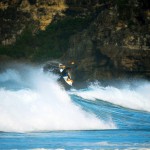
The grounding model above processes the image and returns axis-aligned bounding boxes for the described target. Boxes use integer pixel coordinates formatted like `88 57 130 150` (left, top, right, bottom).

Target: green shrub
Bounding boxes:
0 16 92 61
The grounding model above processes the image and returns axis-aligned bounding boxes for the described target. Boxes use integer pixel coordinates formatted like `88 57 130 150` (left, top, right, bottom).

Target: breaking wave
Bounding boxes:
0 64 115 132
71 81 150 112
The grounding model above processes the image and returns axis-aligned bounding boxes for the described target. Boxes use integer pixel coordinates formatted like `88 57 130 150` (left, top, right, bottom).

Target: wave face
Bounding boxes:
0 64 115 132
70 81 150 130
71 81 150 112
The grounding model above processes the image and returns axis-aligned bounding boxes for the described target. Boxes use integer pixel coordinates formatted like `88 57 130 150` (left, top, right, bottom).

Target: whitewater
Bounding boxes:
70 81 150 112
0 63 150 149
0 64 115 132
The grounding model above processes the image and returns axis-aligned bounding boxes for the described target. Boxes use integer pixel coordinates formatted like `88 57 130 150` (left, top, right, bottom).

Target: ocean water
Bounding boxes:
0 64 150 150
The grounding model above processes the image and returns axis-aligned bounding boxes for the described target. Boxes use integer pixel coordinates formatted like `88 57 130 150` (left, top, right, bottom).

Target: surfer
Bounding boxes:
58 64 73 89
59 64 73 81
62 67 72 81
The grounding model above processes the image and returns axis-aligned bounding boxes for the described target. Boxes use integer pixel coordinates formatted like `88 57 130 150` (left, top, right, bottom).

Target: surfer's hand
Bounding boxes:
67 78 73 82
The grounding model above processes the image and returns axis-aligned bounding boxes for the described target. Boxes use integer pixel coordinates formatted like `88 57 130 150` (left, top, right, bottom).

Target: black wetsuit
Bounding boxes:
58 68 72 90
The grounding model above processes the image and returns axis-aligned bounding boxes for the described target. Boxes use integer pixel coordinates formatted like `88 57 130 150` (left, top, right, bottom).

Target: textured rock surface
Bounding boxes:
0 0 67 45
64 1 150 80
0 0 150 80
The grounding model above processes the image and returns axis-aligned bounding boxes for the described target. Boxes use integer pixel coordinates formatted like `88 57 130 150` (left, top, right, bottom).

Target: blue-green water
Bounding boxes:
1 130 150 149
0 64 150 149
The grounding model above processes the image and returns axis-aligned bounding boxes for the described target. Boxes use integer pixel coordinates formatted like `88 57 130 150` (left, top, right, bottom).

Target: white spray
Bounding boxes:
0 64 116 132
72 82 150 112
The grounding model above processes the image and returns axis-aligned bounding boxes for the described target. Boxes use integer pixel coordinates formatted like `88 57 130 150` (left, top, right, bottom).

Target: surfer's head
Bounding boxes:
59 64 66 69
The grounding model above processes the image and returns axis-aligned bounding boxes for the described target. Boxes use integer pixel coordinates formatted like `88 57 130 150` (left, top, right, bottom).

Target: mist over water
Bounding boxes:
0 64 115 132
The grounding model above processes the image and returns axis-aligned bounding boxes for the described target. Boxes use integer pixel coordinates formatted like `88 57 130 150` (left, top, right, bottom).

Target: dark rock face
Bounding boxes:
64 1 150 80
0 0 67 45
0 0 150 80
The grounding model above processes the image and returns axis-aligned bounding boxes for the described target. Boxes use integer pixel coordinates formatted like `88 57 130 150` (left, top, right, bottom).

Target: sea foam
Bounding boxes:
72 81 150 112
0 64 115 132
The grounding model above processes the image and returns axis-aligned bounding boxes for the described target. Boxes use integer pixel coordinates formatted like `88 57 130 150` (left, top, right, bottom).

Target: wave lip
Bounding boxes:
71 82 150 112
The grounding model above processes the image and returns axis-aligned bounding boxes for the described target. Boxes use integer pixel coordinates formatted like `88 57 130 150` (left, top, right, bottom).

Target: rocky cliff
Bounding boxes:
0 0 150 80
0 0 67 45
64 0 150 80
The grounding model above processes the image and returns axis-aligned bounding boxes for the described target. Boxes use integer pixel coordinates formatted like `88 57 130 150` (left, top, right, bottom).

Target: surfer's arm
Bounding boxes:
68 73 71 79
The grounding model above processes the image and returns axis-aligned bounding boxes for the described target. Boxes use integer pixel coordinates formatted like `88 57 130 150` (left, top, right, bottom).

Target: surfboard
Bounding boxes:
63 76 73 86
